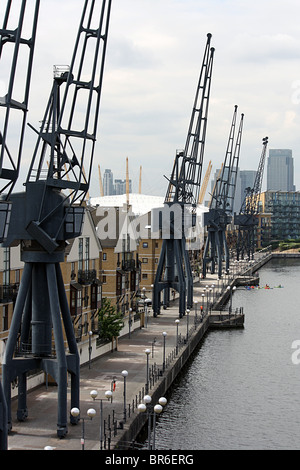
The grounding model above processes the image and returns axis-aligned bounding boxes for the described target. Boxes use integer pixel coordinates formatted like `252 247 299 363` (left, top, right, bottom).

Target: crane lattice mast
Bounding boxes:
235 137 268 260
2 0 112 439
153 34 214 317
202 106 244 278
0 0 40 450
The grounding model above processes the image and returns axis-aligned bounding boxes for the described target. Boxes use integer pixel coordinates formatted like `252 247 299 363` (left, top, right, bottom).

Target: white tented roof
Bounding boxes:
90 193 164 215
90 193 208 217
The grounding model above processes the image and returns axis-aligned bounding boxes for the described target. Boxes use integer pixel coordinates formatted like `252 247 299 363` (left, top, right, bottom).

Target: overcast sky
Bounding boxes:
3 0 300 199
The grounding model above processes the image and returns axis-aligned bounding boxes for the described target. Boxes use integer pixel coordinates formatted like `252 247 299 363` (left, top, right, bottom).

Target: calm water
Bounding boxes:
140 258 300 450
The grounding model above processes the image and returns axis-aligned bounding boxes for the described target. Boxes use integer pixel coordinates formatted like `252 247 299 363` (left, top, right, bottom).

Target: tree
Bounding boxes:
97 298 124 342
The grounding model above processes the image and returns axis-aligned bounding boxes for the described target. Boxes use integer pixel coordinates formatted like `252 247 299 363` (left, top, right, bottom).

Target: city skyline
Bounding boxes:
103 168 133 196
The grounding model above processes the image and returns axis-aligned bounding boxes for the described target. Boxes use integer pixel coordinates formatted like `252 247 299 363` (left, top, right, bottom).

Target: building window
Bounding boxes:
3 247 10 286
78 238 83 271
91 283 102 309
15 269 20 284
103 253 107 261
142 258 148 264
84 286 89 307
85 238 90 271
70 284 82 316
2 305 8 331
142 242 148 248
142 273 148 279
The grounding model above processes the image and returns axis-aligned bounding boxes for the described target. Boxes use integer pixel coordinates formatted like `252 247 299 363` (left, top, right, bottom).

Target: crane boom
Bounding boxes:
235 137 268 260
0 0 40 198
202 106 244 278
153 34 215 317
165 34 214 206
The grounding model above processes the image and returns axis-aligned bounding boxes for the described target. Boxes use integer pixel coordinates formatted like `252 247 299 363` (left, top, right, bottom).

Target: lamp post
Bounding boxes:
186 309 190 341
211 284 215 304
145 349 151 393
194 300 198 327
88 330 93 369
70 406 97 451
122 370 128 423
90 389 113 450
138 395 167 450
129 308 132 338
142 287 147 327
175 319 180 354
150 284 154 318
162 332 167 371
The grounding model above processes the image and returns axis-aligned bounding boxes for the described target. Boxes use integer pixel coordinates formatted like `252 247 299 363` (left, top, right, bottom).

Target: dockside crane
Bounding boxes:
202 106 244 279
234 137 268 260
152 34 215 318
1 0 112 439
0 0 40 450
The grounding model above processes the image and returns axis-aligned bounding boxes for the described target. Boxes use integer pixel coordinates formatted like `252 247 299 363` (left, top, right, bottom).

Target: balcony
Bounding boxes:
77 269 97 285
122 259 136 271
0 283 19 304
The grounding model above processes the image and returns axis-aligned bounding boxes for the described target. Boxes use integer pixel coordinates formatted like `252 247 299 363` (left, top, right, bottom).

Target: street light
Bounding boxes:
145 349 151 393
88 330 93 369
175 319 180 354
142 287 147 327
186 309 190 341
70 407 96 450
90 389 112 450
122 370 128 422
129 308 132 338
162 332 167 371
194 301 198 327
138 395 167 450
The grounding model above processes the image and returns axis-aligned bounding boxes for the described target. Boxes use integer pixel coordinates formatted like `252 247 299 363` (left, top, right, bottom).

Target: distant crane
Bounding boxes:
202 106 244 278
2 0 112 439
198 160 212 204
152 34 215 318
0 0 40 450
234 137 268 260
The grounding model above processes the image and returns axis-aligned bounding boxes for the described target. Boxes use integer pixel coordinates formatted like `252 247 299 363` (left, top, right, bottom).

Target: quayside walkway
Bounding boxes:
7 252 271 451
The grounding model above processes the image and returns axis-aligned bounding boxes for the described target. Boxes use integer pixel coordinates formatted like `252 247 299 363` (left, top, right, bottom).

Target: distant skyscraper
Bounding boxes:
114 179 132 195
267 149 295 191
239 170 257 205
103 169 114 195
103 169 133 196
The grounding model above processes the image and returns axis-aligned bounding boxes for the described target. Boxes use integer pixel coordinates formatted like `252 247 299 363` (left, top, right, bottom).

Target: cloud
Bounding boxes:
3 0 300 198
231 33 300 64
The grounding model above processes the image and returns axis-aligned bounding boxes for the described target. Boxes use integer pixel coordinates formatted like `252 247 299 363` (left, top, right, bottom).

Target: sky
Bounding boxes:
2 0 300 199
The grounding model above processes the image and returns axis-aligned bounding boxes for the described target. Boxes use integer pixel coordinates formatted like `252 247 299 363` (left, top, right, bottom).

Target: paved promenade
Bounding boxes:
6 272 240 451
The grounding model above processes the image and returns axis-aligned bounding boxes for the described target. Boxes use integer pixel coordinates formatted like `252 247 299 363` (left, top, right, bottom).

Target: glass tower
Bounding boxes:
267 149 295 191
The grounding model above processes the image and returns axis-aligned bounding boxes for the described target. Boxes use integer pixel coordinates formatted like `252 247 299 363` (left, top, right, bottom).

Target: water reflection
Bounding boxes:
138 259 300 450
